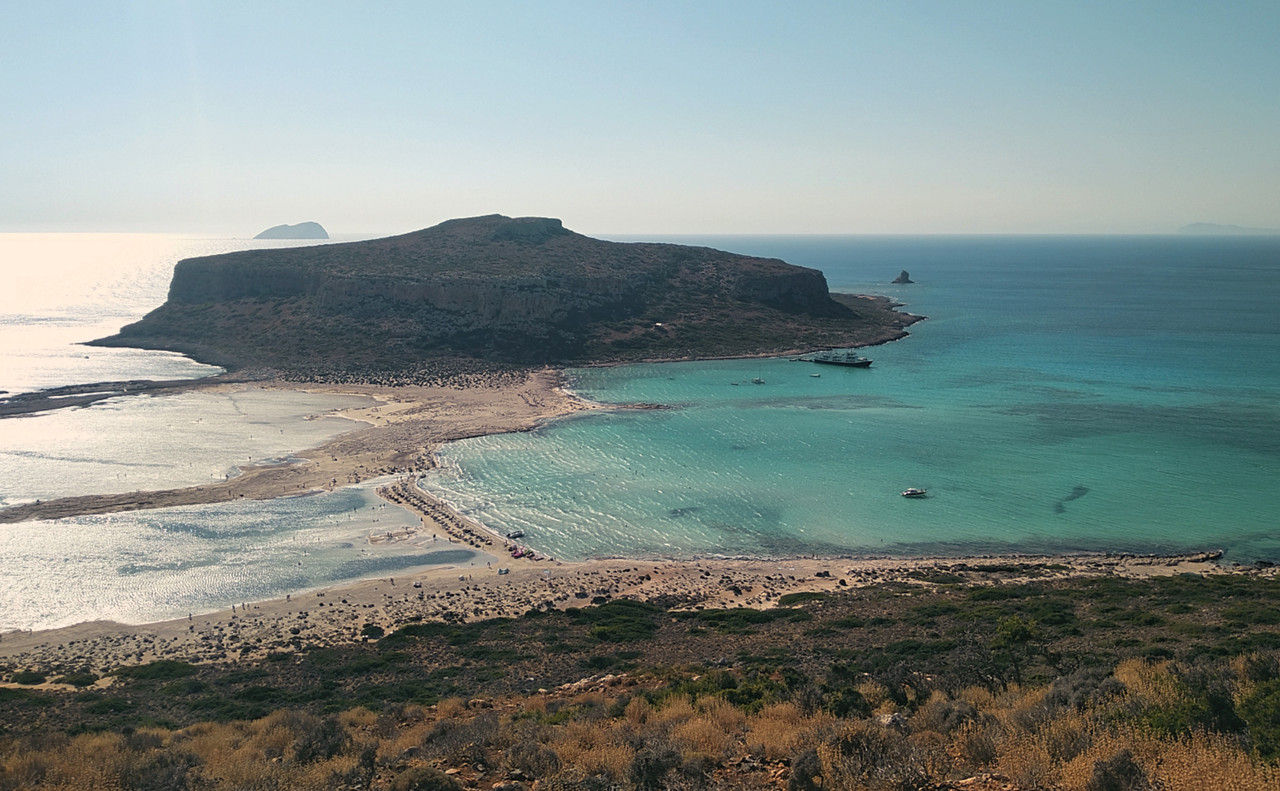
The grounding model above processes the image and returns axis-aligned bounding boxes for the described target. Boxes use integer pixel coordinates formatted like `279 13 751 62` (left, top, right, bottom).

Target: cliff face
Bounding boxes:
94 215 915 373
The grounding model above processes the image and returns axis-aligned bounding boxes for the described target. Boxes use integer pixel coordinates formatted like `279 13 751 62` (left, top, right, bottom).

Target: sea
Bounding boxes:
2 233 1279 630
0 234 482 631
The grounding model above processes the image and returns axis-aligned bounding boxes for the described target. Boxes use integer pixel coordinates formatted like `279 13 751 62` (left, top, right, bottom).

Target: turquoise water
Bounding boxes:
424 236 1280 563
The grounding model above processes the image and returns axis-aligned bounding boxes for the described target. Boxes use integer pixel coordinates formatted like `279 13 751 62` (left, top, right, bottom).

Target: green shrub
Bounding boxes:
113 660 197 681
777 591 829 607
54 671 98 687
1239 678 1280 760
390 766 464 791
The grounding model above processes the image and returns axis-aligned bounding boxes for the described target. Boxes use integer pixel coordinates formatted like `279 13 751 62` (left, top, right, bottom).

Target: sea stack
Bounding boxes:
254 222 329 240
891 270 914 284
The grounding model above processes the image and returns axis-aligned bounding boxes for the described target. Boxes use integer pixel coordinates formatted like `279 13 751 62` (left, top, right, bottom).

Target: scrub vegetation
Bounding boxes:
3 574 1280 789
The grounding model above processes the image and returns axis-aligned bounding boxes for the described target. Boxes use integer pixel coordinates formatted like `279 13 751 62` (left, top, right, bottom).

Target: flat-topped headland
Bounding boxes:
89 214 921 377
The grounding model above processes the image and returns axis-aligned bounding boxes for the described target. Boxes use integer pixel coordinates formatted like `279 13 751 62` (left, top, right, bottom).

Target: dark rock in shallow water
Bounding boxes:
254 222 329 240
891 270 914 284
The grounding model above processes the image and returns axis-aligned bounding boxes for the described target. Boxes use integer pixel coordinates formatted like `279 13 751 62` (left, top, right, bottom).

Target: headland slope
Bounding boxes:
91 215 919 378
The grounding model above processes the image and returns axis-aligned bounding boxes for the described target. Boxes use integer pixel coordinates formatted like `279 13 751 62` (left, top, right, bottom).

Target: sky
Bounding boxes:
2 1 1278 235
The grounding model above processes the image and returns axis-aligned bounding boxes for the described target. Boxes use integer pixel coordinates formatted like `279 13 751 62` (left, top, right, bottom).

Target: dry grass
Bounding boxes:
5 650 1280 791
744 702 831 762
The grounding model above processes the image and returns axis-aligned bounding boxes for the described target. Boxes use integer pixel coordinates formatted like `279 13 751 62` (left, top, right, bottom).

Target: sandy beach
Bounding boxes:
0 370 1260 678
0 548 1244 679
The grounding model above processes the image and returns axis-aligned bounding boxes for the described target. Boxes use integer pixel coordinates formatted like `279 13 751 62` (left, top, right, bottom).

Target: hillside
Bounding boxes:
3 571 1280 789
91 215 918 377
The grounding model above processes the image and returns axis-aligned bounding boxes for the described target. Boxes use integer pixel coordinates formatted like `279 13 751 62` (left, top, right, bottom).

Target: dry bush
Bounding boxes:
338 707 377 730
420 711 498 766
815 720 928 791
0 752 49 790
550 720 635 783
1000 686 1055 733
910 691 978 736
956 685 998 711
745 703 830 762
672 716 734 762
907 729 952 780
1112 659 1178 710
624 695 652 725
1036 712 1093 763
250 720 296 761
1142 731 1280 791
996 730 1054 789
700 696 747 737
652 695 696 727
952 722 998 770
857 680 893 711
504 739 562 780
518 695 548 718
43 732 129 788
436 697 468 719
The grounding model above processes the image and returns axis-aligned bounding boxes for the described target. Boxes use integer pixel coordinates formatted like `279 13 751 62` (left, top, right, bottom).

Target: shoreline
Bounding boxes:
0 368 596 524
0 549 1253 676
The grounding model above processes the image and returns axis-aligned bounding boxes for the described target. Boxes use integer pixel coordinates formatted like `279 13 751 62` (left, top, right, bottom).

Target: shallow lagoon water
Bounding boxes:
0 387 375 508
0 482 476 631
424 236 1280 563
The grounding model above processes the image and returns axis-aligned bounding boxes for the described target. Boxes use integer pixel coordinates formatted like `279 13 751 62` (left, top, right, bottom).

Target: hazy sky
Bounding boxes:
3 1 1278 235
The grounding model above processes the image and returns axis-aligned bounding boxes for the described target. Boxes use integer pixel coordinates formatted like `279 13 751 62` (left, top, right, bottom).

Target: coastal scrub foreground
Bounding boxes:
3 567 1280 789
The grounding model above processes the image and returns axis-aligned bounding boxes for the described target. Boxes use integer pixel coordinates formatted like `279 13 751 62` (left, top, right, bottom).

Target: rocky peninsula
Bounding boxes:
91 215 919 380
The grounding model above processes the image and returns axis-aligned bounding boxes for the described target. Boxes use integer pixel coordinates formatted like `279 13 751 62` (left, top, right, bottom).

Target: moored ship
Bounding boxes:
809 350 872 368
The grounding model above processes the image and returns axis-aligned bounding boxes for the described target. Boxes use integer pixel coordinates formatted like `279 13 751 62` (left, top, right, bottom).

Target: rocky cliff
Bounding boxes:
93 215 917 376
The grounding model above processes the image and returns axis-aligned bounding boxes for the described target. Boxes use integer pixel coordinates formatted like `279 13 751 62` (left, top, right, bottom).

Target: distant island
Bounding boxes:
1178 222 1279 236
253 221 329 240
92 215 919 379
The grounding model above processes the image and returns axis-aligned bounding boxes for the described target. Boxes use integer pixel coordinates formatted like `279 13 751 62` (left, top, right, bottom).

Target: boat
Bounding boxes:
811 350 872 368
505 529 525 539
810 373 821 377
901 488 928 498
751 378 765 384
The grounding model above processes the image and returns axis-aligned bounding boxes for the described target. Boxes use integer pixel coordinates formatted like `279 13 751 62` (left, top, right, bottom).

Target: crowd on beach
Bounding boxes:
278 364 529 390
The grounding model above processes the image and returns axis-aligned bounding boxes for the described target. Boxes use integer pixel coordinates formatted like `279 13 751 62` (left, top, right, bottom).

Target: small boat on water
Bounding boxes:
506 529 525 539
751 378 766 384
901 488 928 498
811 350 872 368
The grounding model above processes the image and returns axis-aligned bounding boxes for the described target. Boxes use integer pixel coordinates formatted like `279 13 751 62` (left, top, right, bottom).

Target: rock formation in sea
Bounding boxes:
891 270 914 284
1178 222 1278 236
93 215 919 377
254 222 329 240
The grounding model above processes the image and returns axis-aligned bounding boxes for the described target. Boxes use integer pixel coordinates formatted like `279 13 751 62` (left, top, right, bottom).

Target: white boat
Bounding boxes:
901 488 928 498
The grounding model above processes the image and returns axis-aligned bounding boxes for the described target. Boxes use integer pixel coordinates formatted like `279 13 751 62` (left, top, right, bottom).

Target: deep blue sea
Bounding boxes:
424 235 1280 563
